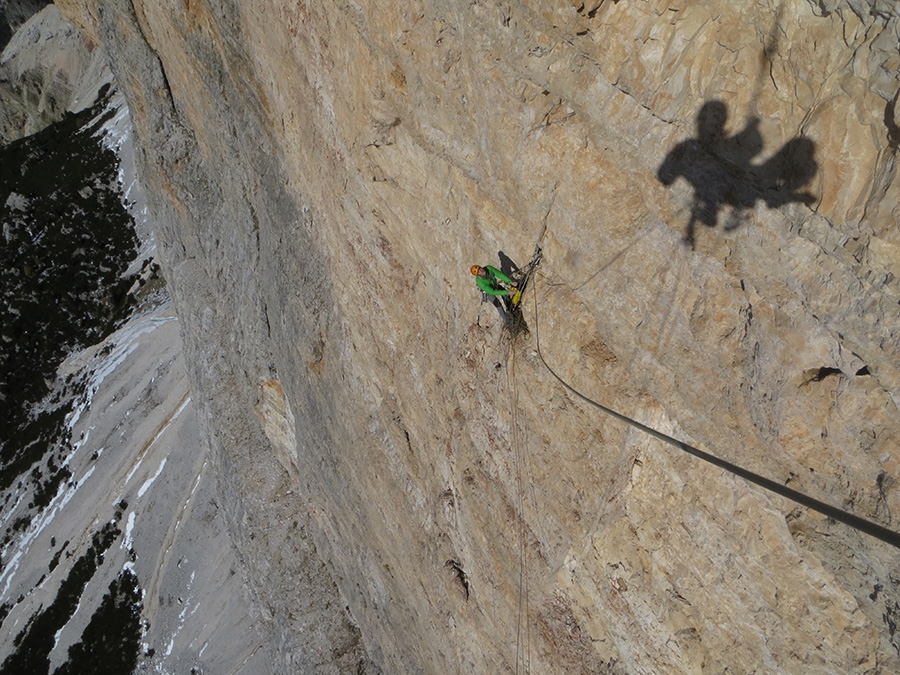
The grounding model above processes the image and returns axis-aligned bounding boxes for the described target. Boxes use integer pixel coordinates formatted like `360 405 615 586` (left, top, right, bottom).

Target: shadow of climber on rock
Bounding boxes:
657 100 818 248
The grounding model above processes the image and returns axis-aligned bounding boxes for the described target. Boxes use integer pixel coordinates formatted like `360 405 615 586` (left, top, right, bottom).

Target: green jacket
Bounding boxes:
476 266 514 296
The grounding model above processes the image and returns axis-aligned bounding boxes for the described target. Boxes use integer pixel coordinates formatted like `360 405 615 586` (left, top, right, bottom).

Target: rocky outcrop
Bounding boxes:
55 0 900 672
0 5 113 144
0 0 51 50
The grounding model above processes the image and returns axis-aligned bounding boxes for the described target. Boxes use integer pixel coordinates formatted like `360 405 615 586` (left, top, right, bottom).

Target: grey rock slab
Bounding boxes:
0 300 272 674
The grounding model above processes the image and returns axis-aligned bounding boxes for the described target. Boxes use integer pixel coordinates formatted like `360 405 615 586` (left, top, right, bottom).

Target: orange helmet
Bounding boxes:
470 265 481 275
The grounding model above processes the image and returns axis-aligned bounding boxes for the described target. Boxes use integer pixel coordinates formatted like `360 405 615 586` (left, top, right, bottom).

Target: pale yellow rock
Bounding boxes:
254 378 300 481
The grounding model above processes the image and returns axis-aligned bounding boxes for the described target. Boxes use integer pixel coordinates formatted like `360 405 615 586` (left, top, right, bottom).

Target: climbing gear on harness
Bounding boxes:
508 244 543 307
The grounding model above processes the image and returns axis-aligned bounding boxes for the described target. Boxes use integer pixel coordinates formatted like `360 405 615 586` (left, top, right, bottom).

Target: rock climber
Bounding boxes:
471 264 520 321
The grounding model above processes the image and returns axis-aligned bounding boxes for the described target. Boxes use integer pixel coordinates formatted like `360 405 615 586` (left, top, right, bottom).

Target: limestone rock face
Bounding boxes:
57 0 900 672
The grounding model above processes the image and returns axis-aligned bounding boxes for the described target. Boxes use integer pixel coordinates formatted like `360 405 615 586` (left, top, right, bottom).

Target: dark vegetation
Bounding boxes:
0 85 146 674
0 84 139 496
0 518 143 675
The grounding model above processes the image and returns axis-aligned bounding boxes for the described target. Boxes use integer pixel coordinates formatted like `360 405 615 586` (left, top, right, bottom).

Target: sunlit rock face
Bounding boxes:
54 0 900 672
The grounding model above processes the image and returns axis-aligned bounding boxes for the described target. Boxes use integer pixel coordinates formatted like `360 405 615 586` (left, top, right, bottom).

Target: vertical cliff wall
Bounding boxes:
57 0 900 672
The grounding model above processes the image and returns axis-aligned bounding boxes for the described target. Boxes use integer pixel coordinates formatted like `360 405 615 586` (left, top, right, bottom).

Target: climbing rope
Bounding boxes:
530 271 900 550
506 220 551 675
504 345 531 675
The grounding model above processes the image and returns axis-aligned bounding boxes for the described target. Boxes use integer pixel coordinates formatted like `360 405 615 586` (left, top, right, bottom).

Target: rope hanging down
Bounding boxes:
530 274 900 551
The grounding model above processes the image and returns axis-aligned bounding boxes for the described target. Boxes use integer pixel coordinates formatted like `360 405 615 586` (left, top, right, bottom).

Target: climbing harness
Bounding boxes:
529 271 900 550
472 244 542 307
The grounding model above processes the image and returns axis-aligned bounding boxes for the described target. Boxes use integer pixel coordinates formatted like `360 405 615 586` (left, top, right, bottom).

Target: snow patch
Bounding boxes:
0 311 175 600
122 511 137 551
93 93 131 154
0 463 97 599
64 312 177 435
138 458 167 499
